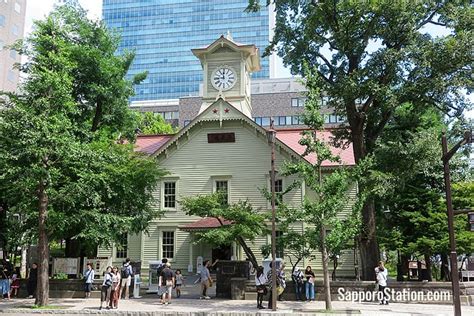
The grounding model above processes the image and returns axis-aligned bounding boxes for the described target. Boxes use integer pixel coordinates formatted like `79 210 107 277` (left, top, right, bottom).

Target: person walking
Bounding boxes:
199 260 212 300
255 266 267 309
120 258 133 299
83 262 95 298
159 262 175 305
292 267 304 301
174 269 184 298
304 266 315 301
278 264 286 301
27 263 37 299
375 261 388 305
99 266 113 310
109 266 121 309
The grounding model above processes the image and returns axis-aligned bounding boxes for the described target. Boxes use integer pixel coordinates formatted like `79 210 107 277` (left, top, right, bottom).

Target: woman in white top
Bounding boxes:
255 266 268 309
375 261 388 305
99 266 113 310
109 267 121 309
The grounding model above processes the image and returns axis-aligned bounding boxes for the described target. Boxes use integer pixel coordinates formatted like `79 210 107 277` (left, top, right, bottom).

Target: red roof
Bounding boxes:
180 217 233 231
276 129 355 167
134 135 173 154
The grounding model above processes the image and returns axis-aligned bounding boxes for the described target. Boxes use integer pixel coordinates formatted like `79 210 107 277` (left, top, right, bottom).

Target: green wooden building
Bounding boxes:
98 35 358 278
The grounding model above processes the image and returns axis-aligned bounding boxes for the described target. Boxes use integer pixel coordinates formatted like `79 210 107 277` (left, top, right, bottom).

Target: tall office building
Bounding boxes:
102 0 275 101
0 0 26 93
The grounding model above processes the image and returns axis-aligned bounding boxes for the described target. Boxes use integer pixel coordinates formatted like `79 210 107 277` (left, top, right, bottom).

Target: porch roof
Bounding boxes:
179 217 232 232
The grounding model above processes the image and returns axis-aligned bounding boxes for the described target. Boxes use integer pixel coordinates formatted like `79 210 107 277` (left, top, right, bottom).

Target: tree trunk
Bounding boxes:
320 227 332 310
236 236 258 270
351 129 380 281
424 253 432 282
36 180 49 306
20 246 27 279
441 253 450 281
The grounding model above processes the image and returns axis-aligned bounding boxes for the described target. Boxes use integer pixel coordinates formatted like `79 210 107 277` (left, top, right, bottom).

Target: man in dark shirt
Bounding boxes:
158 263 175 305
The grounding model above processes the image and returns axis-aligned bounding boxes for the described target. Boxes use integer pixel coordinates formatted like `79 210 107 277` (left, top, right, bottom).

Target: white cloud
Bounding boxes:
24 0 102 37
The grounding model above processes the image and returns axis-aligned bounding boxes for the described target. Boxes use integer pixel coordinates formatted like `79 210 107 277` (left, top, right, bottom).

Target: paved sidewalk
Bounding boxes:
1 296 473 316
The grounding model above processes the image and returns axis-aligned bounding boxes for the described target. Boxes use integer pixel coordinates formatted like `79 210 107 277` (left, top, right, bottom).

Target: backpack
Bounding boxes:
121 265 131 279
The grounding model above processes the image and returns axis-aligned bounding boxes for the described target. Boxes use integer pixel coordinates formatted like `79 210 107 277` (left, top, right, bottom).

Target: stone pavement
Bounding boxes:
1 295 474 316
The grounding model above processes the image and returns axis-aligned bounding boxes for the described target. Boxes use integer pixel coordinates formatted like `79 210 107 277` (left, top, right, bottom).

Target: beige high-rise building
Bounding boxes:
0 0 26 93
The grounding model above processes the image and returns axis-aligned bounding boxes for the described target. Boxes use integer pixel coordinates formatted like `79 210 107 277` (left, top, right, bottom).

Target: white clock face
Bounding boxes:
212 66 236 91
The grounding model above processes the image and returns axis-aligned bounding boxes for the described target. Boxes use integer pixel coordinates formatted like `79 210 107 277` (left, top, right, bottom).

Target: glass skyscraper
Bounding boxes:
102 0 274 101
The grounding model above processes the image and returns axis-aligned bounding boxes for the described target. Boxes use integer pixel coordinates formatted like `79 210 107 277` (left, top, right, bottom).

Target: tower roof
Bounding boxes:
191 35 261 72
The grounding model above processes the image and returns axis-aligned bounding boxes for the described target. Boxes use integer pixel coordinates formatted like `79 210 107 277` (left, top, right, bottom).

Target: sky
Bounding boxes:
22 1 472 119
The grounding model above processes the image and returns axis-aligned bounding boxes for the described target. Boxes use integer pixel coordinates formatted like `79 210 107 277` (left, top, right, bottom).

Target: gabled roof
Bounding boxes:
179 217 232 232
276 130 355 166
191 35 260 72
135 134 173 155
132 99 355 168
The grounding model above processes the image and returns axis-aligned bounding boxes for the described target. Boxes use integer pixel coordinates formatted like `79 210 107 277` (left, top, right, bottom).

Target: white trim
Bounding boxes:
161 178 179 211
159 228 177 261
266 173 284 209
212 176 231 204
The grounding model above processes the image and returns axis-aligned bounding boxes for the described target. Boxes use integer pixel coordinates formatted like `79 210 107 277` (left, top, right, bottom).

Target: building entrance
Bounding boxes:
212 245 231 262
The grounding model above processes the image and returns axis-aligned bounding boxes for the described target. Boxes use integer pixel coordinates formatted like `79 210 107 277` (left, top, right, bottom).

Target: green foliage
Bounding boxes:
180 193 269 267
0 4 164 250
136 112 175 135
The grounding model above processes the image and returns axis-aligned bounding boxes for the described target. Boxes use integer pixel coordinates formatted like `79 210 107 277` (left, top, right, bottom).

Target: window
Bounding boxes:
11 24 19 36
163 181 176 208
291 98 306 107
215 180 229 204
162 231 175 259
14 2 21 13
0 15 5 27
261 117 270 126
116 234 128 259
292 115 301 125
278 116 286 126
285 116 292 125
270 179 283 206
7 70 15 82
276 231 284 258
255 117 262 126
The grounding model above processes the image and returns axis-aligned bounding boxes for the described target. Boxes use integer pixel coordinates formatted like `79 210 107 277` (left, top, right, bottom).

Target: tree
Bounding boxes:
248 0 473 280
136 112 175 135
181 193 269 269
277 77 364 310
375 105 473 281
0 5 164 306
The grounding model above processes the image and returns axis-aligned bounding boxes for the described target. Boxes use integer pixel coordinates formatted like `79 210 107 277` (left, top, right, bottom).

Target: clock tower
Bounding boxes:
192 34 261 118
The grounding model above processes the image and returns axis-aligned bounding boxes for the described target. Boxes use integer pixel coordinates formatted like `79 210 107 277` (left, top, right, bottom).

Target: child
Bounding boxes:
175 269 184 298
10 273 20 298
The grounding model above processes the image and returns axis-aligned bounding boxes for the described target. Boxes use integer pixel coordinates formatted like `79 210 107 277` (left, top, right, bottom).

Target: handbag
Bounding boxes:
208 278 213 288
276 286 284 296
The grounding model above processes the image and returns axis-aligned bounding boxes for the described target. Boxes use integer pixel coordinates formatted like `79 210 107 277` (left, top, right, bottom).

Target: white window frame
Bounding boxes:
114 233 128 259
266 174 284 208
211 176 232 204
161 178 179 210
160 230 176 260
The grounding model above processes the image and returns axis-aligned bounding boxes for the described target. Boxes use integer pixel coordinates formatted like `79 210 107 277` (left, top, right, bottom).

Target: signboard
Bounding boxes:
82 257 110 278
53 258 79 276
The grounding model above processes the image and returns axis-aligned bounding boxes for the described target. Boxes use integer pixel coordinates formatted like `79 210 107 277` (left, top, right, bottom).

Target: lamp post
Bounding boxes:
441 130 472 316
266 118 277 311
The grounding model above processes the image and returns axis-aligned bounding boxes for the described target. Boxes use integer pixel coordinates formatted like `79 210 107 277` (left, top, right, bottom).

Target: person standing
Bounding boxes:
27 263 38 299
265 261 281 309
109 266 121 309
99 266 113 310
83 262 95 298
199 260 211 300
292 267 304 301
159 262 175 305
10 270 20 298
304 266 315 301
0 266 10 300
278 264 286 301
255 266 267 309
375 261 388 305
174 269 184 298
120 258 133 299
